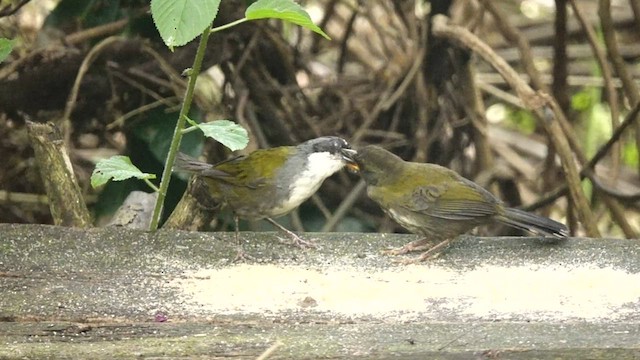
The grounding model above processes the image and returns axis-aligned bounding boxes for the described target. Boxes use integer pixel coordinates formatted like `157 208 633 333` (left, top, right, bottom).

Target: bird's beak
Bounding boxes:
341 148 360 172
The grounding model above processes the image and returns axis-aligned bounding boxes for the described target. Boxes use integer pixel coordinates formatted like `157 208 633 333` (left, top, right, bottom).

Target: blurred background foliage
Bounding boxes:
1 0 639 237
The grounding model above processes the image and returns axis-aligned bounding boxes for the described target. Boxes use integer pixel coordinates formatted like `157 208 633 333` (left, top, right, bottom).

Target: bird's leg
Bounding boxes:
383 238 431 255
398 238 453 264
232 215 253 262
265 217 318 249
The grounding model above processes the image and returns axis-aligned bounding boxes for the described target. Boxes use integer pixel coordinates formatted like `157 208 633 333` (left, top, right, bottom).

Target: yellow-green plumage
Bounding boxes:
348 145 568 242
190 148 294 219
175 137 351 221
207 148 291 189
174 136 351 256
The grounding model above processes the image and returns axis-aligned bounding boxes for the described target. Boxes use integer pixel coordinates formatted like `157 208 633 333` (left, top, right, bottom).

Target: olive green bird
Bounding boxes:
342 145 568 262
175 136 352 257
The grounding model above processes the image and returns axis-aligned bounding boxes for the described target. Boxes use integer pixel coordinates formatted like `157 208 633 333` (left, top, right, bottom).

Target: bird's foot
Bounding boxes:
391 251 443 265
266 217 319 250
383 239 430 255
393 239 452 264
278 234 319 249
231 247 255 263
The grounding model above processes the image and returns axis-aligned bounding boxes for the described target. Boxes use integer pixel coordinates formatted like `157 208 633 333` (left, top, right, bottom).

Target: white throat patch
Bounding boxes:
271 151 345 217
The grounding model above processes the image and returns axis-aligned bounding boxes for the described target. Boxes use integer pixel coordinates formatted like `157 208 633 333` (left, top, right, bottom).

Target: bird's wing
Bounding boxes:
212 149 291 189
401 177 498 221
192 155 265 189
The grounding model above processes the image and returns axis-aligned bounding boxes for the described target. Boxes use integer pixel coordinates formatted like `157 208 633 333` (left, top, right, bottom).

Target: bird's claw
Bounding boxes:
391 250 442 264
231 247 255 263
278 235 320 250
382 242 431 256
383 247 410 256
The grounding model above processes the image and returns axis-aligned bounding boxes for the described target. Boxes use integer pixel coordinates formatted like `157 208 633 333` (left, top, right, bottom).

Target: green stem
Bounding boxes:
181 125 198 134
148 26 212 231
144 178 160 192
210 18 249 33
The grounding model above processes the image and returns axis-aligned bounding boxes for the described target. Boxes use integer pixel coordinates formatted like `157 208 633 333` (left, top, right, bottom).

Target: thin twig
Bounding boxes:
0 190 48 204
0 0 30 17
338 3 361 74
109 70 168 103
477 72 640 88
552 0 571 113
629 0 640 35
379 46 425 111
590 103 640 171
107 97 180 130
63 36 123 144
311 193 333 220
321 179 367 232
140 44 187 97
599 0 640 105
477 81 523 108
65 18 130 45
255 341 283 360
311 0 339 53
479 0 546 92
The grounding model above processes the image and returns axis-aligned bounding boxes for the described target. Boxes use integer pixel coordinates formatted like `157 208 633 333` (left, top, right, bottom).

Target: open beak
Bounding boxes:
341 148 360 172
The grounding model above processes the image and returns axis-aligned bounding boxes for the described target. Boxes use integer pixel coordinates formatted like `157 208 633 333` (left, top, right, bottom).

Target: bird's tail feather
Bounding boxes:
498 207 569 238
174 152 235 180
174 153 212 173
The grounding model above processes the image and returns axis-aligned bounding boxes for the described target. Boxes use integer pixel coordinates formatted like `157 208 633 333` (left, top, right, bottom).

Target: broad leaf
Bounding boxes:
0 38 14 63
246 0 330 40
198 120 249 151
91 155 156 188
151 0 221 48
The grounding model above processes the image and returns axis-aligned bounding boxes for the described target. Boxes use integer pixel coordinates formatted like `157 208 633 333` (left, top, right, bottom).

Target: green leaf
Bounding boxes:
91 155 156 188
571 90 594 112
506 108 536 135
246 0 330 40
623 140 639 167
151 0 220 48
197 120 249 151
0 38 15 63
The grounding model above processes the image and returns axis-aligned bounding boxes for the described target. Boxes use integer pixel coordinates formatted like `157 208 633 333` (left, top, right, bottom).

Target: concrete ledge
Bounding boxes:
0 224 639 358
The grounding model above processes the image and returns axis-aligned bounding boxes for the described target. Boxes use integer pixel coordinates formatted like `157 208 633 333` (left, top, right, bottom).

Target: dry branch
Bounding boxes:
26 122 91 227
164 178 217 230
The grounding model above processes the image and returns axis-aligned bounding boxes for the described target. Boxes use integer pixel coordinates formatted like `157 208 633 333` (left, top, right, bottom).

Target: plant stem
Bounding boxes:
144 178 160 193
210 18 249 33
148 26 212 231
181 125 198 134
